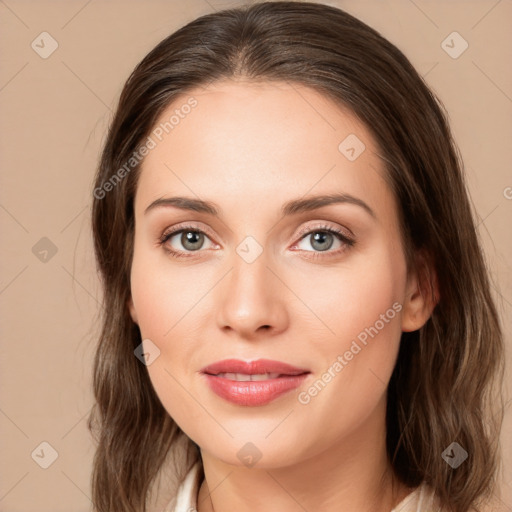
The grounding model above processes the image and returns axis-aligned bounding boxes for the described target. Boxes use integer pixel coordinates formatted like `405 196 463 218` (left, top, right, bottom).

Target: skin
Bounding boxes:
128 80 436 512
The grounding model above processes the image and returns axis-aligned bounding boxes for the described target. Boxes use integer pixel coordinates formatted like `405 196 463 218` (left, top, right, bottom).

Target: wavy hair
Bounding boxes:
89 2 505 511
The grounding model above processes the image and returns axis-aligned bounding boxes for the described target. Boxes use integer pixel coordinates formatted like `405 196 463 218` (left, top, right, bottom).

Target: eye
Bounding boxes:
159 224 217 258
293 224 355 256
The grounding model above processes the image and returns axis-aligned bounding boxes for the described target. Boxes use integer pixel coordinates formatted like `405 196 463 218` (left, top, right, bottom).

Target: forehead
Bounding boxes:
135 79 393 219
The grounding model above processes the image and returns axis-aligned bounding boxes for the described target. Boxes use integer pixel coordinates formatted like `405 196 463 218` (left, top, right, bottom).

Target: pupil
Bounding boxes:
182 231 203 251
311 232 333 251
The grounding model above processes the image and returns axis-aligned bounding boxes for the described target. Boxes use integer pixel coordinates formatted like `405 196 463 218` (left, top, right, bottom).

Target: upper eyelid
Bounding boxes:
295 222 353 240
161 221 216 240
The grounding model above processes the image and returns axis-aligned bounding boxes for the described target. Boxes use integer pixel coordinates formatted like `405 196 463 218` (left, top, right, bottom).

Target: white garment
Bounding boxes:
164 461 442 512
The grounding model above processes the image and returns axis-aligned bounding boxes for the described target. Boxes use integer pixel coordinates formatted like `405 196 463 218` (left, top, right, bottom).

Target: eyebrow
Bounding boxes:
144 193 376 219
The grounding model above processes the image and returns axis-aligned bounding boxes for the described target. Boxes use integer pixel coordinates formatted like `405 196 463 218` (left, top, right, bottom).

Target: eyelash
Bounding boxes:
158 223 355 260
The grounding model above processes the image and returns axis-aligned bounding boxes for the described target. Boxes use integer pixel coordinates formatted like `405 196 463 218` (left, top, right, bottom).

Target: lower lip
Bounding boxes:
202 373 309 406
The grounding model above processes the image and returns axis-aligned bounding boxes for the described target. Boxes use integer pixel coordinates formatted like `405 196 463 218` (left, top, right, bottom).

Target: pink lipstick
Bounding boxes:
200 359 310 406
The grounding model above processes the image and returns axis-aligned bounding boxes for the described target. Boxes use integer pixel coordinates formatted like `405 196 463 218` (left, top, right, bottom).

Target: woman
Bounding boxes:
89 2 505 511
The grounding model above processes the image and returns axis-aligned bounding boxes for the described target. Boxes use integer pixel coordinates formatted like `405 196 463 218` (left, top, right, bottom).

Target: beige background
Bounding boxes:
0 0 511 510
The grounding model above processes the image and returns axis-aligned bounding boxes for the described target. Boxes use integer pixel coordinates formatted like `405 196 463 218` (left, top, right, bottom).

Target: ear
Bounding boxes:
401 250 439 332
128 296 138 325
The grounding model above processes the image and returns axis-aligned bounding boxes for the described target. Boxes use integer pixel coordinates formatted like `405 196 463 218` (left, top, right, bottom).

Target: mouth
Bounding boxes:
200 359 311 406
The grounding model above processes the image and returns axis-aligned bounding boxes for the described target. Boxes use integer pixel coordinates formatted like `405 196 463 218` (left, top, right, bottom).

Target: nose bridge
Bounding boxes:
216 244 288 337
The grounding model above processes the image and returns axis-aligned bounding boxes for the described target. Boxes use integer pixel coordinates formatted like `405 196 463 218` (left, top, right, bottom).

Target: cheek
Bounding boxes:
129 249 212 436
341 251 406 371
289 245 406 355
290 246 406 424
130 243 210 339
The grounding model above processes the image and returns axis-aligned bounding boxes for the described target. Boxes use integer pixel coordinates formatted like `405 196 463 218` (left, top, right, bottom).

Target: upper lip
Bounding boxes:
200 359 310 376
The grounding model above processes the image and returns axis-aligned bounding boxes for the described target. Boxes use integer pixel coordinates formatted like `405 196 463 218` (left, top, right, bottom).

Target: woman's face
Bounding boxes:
129 80 425 468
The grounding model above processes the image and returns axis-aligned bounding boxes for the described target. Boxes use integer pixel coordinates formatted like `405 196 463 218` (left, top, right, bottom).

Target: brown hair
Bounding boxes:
89 2 505 511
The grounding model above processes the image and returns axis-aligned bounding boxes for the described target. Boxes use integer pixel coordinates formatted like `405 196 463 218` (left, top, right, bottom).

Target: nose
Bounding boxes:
216 250 289 340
